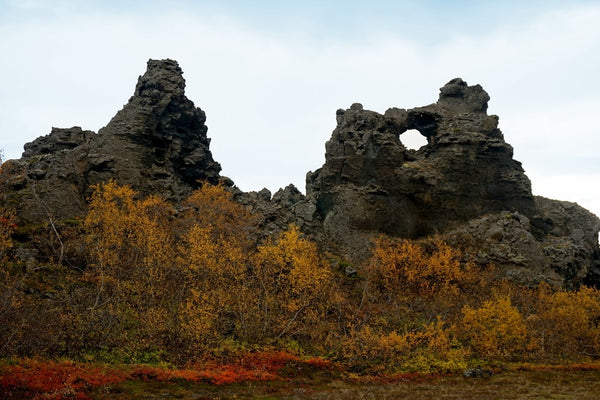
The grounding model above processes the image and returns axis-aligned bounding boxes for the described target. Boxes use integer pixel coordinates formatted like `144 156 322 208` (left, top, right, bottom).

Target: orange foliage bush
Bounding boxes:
365 236 476 301
528 285 600 360
459 295 529 360
252 225 338 342
0 359 127 400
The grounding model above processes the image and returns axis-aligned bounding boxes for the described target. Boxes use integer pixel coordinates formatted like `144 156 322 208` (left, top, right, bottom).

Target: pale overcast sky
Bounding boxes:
1 0 599 218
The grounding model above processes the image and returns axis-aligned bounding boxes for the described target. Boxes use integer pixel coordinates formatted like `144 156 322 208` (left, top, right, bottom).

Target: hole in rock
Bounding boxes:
401 129 428 150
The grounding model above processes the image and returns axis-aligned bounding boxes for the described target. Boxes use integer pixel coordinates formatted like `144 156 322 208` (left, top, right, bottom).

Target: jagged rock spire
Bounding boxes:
2 59 221 223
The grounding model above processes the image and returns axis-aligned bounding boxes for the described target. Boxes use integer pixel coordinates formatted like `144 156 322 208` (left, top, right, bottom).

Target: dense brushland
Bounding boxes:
1 59 600 398
1 182 600 398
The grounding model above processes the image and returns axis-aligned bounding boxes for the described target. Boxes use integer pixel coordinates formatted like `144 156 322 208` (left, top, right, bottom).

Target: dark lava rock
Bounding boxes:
299 78 599 287
463 366 493 378
1 59 221 224
303 78 535 259
1 63 598 288
22 127 95 158
234 184 305 239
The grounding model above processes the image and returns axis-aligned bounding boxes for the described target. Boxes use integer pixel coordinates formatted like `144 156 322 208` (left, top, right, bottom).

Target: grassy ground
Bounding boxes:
88 370 600 399
3 357 600 399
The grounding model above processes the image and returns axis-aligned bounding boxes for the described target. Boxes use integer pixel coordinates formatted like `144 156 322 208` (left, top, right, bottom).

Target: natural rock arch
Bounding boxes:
400 129 428 150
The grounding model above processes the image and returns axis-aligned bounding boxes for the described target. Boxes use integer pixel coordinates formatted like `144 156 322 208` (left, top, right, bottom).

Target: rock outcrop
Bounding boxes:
1 62 598 288
302 79 536 257
1 59 221 224
441 205 600 289
234 184 306 239
296 78 599 287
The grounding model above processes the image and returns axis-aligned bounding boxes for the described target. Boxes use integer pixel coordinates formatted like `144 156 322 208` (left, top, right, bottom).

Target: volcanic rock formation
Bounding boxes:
1 60 598 288
302 79 535 256
1 59 220 224
295 78 599 287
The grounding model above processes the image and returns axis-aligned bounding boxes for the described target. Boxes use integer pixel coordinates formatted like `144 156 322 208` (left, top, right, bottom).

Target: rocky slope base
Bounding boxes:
1 59 598 288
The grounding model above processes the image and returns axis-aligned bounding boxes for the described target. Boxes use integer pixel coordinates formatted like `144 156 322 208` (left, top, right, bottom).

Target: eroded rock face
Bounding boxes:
299 78 599 287
304 79 536 258
233 184 306 239
1 59 221 224
442 206 600 289
1 64 598 288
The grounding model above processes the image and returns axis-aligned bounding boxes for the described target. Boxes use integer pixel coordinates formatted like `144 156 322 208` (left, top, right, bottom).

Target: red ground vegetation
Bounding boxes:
0 352 336 399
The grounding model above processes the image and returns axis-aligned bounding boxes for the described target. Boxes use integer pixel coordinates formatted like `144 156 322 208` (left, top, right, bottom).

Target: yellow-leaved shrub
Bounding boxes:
339 318 467 373
252 225 337 344
179 184 258 348
529 285 600 360
365 236 474 301
459 295 529 360
84 181 178 351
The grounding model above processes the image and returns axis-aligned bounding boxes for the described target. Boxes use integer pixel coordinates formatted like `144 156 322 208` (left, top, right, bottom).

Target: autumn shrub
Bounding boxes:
85 181 176 290
357 234 486 340
182 222 341 351
179 213 256 347
338 326 410 372
83 181 180 353
176 183 260 352
251 225 339 344
459 295 529 361
0 270 24 357
338 318 467 373
0 208 24 357
0 359 127 400
0 353 336 399
400 318 468 372
82 181 265 360
528 285 600 360
181 182 259 245
334 235 497 371
364 236 478 304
